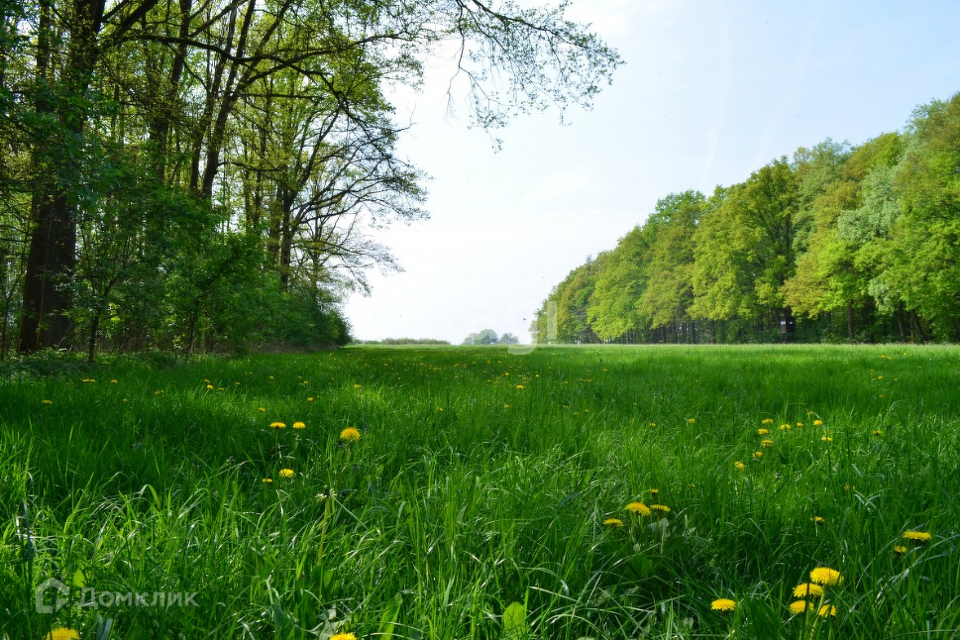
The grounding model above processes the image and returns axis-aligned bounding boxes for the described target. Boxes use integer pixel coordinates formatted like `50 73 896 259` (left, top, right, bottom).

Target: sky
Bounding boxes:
343 0 960 345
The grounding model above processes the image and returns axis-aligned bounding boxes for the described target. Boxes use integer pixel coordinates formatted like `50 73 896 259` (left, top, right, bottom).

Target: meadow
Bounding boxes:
2 345 959 640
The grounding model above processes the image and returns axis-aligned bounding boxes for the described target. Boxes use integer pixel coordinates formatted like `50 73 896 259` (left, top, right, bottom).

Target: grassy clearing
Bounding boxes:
2 345 959 639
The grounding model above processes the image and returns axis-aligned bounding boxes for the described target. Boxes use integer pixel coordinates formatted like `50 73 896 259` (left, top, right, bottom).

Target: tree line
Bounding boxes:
0 0 619 361
532 92 960 345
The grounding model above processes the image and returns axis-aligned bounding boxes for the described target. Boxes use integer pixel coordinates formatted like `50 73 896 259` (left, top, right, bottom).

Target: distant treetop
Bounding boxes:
462 330 520 345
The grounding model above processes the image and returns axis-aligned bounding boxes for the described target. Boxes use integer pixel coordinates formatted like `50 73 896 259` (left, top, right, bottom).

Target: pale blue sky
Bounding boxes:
344 0 960 344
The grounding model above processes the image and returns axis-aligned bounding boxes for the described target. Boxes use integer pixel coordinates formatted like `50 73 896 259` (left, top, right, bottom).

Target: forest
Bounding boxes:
0 0 619 361
532 92 960 344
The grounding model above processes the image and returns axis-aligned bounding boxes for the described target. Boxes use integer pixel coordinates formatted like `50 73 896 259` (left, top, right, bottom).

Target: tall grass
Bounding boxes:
1 345 958 639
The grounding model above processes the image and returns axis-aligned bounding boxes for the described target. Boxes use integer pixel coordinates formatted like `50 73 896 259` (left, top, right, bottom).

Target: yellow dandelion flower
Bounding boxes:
110 379 117 384
307 397 314 402
796 422 804 427
793 583 824 599
789 600 810 615
761 439 774 448
872 430 883 436
340 427 361 442
780 423 791 430
649 422 656 427
687 418 695 424
293 421 306 429
735 461 746 470
262 478 273 484
818 604 837 617
270 422 286 429
625 502 651 517
893 545 907 555
330 634 357 640
711 598 736 612
353 384 362 390
279 468 295 478
258 407 266 412
810 567 843 586
42 399 53 405
45 629 80 640
762 418 774 425
206 384 214 390
603 518 624 527
515 384 524 390
753 451 763 458
902 531 931 542
758 428 769 435
650 504 671 513
649 488 659 495
811 516 824 524
813 419 823 426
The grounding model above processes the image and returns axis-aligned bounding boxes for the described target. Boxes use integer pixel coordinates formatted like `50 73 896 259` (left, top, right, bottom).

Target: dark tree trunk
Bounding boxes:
147 0 192 183
19 193 76 350
86 313 100 363
847 303 855 342
19 0 106 352
910 310 926 343
279 216 293 291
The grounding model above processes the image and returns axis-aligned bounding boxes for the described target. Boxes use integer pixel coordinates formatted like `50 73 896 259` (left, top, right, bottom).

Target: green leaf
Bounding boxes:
72 569 86 588
503 601 527 639
378 593 402 639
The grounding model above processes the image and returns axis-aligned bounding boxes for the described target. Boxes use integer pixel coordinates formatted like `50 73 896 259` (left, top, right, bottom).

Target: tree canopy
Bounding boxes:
0 0 620 359
534 91 960 344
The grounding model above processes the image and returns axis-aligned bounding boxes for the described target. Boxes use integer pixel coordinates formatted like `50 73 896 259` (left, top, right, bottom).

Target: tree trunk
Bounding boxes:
846 303 854 342
19 0 106 352
147 0 192 183
910 310 926 343
87 313 100 363
19 193 76 350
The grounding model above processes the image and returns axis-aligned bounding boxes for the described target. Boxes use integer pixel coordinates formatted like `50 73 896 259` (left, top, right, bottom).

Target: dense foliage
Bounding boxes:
533 92 960 344
0 0 619 360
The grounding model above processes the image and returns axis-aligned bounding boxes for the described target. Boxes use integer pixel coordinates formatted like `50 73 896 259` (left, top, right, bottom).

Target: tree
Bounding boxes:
463 328 499 345
636 191 705 342
532 252 620 344
18 0 157 352
886 93 960 339
690 159 800 333
588 227 651 341
8 0 621 353
783 133 905 340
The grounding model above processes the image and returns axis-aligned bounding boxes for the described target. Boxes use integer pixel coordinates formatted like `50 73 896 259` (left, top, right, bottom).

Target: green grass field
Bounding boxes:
2 345 959 639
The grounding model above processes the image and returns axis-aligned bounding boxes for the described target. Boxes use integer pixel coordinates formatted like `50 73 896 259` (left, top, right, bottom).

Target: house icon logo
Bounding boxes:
36 578 69 614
